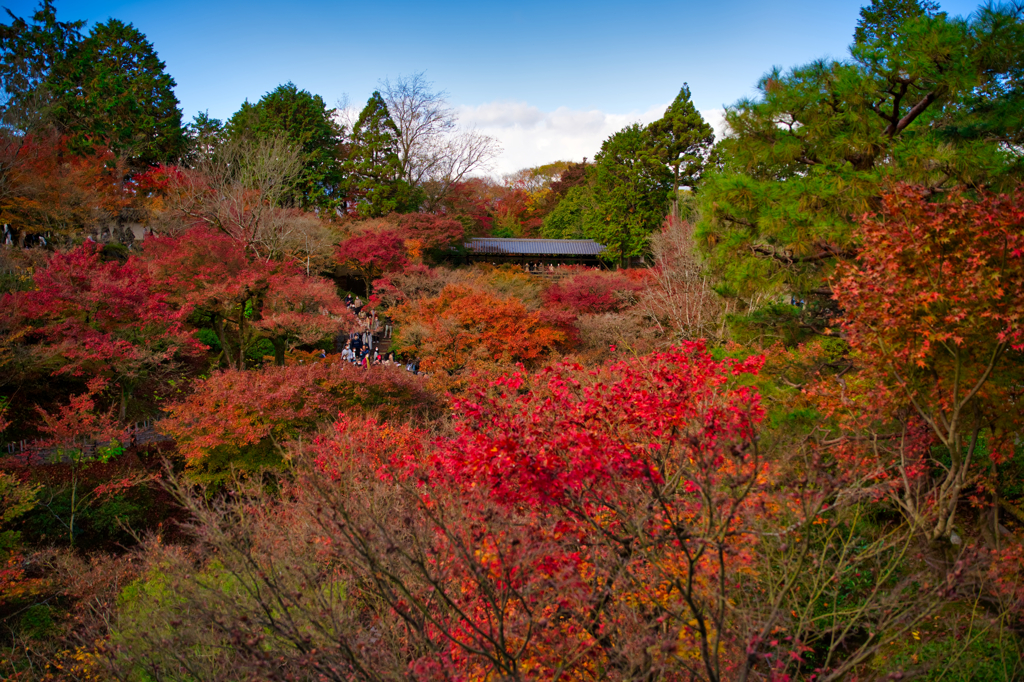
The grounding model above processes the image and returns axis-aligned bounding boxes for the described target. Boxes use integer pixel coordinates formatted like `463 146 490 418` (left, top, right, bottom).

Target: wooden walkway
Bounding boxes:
2 419 171 466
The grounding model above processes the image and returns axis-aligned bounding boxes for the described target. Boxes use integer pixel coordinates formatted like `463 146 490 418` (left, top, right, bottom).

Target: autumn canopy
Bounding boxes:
2 0 1024 679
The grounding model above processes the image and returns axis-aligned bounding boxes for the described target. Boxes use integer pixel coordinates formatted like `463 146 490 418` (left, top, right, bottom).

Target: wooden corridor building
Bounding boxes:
462 238 607 267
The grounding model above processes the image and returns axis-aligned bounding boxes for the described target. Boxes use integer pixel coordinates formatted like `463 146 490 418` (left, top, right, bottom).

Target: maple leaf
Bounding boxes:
830 183 1024 544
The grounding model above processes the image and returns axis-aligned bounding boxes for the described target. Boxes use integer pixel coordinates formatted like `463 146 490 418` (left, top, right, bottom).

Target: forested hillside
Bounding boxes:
1 0 1023 679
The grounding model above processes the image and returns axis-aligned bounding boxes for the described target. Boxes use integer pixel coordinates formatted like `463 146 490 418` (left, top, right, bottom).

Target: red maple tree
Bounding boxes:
542 269 644 314
289 343 924 681
830 184 1024 545
394 212 465 251
0 132 133 246
2 243 202 419
115 343 953 681
391 283 565 378
143 227 348 369
160 360 438 477
335 228 410 295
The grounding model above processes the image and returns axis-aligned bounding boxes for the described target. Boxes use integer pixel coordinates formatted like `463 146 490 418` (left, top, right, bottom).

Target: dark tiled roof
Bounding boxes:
466 238 606 256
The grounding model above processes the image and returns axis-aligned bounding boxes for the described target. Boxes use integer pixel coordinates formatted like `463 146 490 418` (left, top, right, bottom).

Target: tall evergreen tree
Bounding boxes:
48 19 185 167
647 84 715 220
696 0 1024 320
225 82 344 211
0 0 83 132
182 111 223 166
343 91 420 217
593 124 673 267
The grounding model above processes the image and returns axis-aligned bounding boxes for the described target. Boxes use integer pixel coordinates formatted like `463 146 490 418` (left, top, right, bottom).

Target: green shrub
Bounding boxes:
873 615 1024 681
195 328 221 350
18 604 55 639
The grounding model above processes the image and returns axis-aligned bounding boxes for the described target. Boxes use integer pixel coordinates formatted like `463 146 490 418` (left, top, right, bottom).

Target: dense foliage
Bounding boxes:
225 82 345 211
48 18 186 167
696 0 1024 318
0 0 1023 680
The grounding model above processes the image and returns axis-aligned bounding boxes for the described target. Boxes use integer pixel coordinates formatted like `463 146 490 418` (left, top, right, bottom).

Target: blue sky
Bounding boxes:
4 0 986 174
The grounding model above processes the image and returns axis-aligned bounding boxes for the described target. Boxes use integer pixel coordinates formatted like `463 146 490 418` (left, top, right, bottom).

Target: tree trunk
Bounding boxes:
215 318 237 370
237 307 248 371
671 168 681 223
273 338 286 366
119 384 128 422
68 467 78 547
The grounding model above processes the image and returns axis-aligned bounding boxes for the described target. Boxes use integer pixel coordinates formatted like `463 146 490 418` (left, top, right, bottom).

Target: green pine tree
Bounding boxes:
48 19 185 167
696 0 1024 328
343 91 420 217
647 84 715 220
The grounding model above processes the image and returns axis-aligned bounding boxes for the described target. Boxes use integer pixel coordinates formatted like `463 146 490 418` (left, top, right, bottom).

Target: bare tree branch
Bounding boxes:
380 72 500 208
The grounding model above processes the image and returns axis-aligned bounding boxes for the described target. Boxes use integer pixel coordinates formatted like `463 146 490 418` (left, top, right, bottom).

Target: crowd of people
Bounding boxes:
477 261 604 272
334 293 421 374
524 262 564 273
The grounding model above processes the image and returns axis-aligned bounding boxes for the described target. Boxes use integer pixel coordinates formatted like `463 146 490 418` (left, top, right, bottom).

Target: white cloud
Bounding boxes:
456 101 728 178
704 109 728 140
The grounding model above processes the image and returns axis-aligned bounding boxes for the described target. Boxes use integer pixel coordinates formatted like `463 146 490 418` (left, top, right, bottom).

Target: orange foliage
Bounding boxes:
0 132 132 243
391 283 565 377
827 184 1024 542
159 361 438 467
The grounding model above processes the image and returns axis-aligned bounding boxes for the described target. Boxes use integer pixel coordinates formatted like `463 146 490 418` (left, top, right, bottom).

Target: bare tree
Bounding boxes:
418 129 501 211
641 215 723 342
212 134 304 211
378 72 455 184
379 72 500 208
332 93 353 129
152 134 316 262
